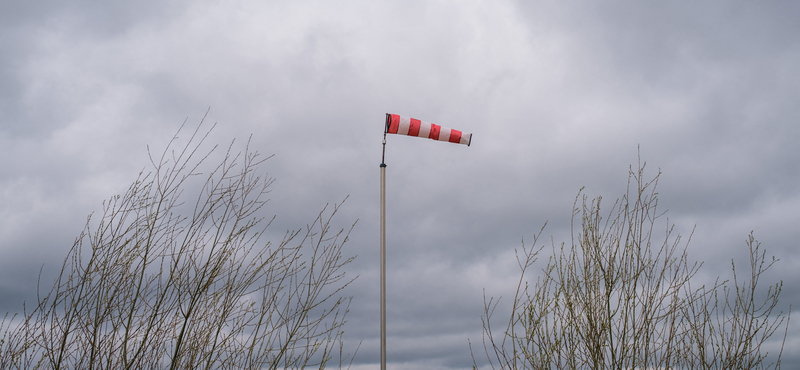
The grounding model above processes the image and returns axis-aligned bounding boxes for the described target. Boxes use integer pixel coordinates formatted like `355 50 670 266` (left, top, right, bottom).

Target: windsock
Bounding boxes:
385 114 472 146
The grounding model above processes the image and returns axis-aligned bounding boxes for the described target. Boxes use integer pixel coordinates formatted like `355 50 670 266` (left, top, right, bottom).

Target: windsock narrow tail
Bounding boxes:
385 114 472 146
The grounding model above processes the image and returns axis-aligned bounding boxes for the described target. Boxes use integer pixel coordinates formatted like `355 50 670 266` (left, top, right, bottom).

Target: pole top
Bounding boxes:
381 114 389 166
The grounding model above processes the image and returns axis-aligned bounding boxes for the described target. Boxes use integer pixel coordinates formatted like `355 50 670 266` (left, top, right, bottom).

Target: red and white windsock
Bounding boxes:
385 114 472 146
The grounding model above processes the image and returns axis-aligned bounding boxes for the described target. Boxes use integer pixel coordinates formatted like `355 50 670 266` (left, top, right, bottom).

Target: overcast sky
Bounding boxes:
2 1 799 369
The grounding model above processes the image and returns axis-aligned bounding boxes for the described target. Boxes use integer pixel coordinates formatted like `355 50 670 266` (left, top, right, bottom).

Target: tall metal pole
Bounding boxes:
378 113 468 369
380 113 388 370
380 162 386 370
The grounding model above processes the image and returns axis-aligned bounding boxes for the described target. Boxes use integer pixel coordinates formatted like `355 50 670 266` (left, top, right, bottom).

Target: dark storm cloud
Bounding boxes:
504 2 800 255
1 0 181 32
0 0 190 137
1 0 799 368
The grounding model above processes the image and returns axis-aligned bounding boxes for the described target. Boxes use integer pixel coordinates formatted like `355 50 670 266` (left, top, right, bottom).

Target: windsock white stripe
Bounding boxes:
418 121 431 138
386 114 472 146
460 133 472 145
397 116 410 135
438 129 450 142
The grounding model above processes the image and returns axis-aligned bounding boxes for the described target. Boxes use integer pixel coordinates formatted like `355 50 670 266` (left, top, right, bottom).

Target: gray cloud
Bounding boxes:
1 0 798 368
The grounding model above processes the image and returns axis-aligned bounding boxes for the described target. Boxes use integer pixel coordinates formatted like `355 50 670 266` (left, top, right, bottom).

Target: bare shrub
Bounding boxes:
475 163 789 370
1 121 357 369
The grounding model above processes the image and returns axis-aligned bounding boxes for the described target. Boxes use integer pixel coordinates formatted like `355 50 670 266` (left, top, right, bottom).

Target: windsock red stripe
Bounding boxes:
408 118 421 136
430 124 441 140
387 114 400 134
385 114 472 146
449 130 462 144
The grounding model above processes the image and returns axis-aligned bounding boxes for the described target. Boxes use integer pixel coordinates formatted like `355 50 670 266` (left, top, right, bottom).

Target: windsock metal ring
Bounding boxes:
385 113 472 146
